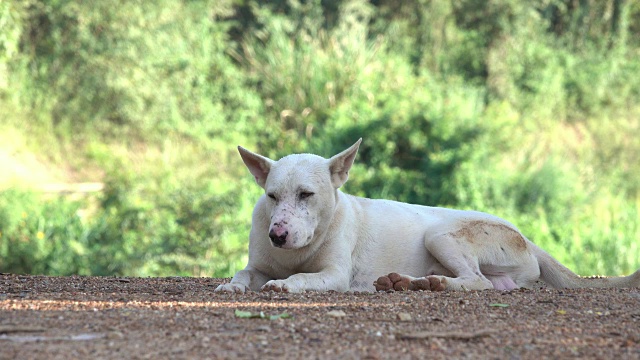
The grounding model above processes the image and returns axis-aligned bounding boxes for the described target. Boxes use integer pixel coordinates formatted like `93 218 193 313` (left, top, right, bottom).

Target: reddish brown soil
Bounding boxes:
1 274 639 359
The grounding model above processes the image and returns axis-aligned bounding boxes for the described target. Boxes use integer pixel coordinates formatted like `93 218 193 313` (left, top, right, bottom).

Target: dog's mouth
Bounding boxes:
271 238 287 248
270 233 314 249
269 234 290 248
268 227 289 247
272 239 295 249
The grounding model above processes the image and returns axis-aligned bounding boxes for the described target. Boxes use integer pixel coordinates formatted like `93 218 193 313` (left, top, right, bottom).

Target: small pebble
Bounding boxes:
326 310 346 318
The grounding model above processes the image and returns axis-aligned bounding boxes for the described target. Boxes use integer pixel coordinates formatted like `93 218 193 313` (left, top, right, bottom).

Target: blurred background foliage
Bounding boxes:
0 0 638 278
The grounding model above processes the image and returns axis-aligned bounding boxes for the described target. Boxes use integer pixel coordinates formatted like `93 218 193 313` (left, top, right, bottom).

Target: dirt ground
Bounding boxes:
1 274 639 359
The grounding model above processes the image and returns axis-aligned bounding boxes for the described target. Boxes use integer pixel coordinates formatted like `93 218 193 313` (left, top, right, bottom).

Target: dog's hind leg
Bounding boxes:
417 232 497 290
374 232 496 292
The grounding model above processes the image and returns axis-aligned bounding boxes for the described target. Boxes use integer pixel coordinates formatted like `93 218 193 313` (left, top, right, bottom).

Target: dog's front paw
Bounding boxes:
261 280 300 293
214 283 250 294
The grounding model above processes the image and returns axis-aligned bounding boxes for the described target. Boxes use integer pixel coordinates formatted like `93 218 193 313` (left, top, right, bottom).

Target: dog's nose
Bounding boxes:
269 229 288 247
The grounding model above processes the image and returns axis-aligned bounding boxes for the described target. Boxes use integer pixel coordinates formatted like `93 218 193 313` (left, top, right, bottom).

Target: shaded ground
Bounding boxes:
1 275 639 359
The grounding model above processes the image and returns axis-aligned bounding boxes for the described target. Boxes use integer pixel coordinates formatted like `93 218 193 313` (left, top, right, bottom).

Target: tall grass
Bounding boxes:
0 0 638 277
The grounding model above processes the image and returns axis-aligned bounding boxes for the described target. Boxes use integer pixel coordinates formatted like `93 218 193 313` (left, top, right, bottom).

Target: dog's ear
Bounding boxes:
238 146 274 189
329 138 362 188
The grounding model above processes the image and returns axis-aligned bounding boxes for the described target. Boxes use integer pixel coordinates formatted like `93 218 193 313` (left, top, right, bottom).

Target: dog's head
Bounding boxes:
238 139 362 249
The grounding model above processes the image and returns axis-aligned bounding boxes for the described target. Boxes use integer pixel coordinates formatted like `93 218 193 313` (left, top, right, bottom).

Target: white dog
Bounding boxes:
215 139 640 293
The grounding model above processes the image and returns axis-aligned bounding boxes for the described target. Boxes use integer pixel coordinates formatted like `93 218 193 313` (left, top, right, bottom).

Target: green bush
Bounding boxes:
1 0 639 278
8 0 263 145
0 190 91 275
0 176 257 277
87 173 255 277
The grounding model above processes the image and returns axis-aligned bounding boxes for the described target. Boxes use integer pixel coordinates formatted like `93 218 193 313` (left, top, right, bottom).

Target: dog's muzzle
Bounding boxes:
269 229 288 247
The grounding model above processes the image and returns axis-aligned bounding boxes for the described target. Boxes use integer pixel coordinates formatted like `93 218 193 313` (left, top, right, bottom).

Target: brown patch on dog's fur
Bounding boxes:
448 220 527 251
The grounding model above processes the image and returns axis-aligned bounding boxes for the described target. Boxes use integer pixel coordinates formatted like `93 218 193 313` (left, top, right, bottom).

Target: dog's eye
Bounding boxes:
267 193 277 200
299 192 314 199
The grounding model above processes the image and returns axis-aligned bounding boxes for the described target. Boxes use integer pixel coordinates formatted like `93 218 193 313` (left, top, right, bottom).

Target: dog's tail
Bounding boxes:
532 243 640 289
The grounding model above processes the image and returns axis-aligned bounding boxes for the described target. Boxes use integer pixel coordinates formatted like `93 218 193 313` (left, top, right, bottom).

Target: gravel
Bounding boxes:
1 274 639 359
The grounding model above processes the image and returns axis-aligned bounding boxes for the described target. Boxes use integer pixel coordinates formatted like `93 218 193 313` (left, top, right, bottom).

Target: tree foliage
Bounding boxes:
1 0 639 277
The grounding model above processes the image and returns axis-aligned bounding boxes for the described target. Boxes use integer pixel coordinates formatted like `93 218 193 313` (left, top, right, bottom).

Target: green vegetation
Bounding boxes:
1 0 639 277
